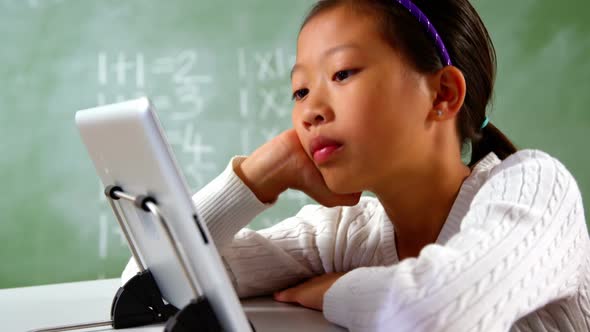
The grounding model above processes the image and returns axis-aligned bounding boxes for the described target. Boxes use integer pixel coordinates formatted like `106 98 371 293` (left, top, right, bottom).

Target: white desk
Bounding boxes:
0 279 346 331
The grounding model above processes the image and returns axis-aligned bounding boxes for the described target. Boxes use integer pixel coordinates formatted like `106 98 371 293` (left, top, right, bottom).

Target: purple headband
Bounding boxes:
394 0 453 66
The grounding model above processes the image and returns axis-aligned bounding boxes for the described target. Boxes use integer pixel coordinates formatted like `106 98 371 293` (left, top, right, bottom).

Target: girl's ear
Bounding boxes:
430 66 466 121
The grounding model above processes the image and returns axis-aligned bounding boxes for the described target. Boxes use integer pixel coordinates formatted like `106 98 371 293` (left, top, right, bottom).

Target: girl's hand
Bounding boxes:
235 129 361 206
273 272 346 311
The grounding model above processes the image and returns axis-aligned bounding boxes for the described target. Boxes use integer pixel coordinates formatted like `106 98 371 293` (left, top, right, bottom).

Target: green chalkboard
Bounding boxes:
0 0 588 289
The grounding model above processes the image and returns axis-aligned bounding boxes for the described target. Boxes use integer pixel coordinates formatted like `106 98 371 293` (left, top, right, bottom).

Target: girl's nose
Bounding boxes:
301 98 334 129
304 113 326 128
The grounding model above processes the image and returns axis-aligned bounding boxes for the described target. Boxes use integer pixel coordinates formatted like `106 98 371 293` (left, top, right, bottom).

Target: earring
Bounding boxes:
436 110 443 117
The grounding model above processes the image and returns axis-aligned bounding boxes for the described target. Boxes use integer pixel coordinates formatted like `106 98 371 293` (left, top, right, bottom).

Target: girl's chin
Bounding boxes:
324 177 364 195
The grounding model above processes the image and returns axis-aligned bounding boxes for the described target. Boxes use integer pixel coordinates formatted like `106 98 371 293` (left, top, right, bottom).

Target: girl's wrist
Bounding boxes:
234 155 286 203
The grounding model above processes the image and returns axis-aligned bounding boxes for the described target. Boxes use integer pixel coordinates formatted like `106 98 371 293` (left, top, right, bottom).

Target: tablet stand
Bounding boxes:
105 185 224 332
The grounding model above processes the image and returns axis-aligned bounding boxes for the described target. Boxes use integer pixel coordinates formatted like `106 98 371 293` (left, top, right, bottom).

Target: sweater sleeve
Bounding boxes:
323 150 588 332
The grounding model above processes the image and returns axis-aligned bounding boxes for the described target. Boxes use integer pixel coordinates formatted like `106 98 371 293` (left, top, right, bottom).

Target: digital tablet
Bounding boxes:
76 97 252 331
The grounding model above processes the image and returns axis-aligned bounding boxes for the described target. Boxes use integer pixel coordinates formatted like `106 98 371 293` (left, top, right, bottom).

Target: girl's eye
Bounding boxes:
333 69 358 82
292 88 309 101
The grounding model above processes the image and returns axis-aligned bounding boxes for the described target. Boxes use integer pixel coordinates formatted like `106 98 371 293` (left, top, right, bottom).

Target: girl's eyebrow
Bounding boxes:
323 43 361 57
290 43 361 79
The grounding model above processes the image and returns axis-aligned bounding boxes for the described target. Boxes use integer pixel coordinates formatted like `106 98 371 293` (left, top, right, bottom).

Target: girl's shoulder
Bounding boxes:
494 148 563 169
474 149 564 174
475 148 583 206
487 149 577 184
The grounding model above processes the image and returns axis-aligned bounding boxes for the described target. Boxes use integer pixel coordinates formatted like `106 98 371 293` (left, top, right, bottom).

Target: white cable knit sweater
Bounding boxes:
122 149 590 331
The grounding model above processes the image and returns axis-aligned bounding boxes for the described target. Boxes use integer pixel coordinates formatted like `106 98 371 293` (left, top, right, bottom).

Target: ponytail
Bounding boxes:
469 122 518 167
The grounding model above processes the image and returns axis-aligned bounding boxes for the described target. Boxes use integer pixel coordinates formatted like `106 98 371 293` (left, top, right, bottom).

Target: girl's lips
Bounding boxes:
310 136 343 164
313 145 343 164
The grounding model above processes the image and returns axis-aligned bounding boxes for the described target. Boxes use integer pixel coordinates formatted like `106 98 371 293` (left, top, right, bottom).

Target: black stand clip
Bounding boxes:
164 297 224 332
110 269 177 329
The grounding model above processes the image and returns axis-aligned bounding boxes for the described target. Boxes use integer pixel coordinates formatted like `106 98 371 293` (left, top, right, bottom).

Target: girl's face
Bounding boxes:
291 5 436 194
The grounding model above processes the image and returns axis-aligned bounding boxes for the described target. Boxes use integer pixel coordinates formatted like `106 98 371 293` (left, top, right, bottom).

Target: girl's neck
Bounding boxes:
374 155 471 259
